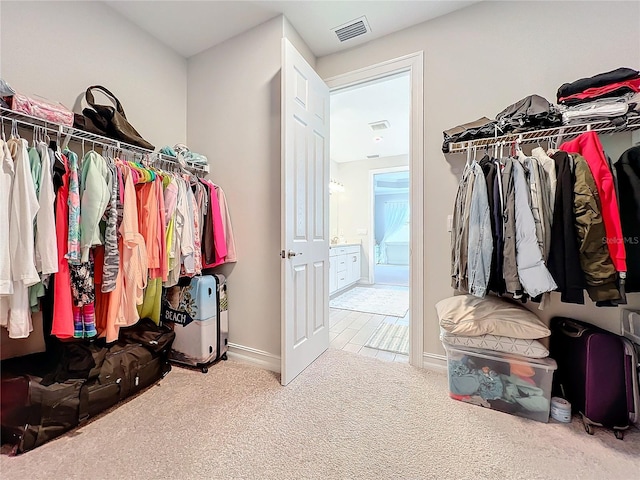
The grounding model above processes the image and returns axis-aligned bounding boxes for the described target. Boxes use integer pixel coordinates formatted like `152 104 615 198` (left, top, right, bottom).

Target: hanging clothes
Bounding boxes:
200 178 227 269
117 164 148 328
615 145 640 292
79 151 111 263
216 185 237 263
0 140 14 296
572 154 620 302
530 147 557 223
0 138 40 339
467 161 493 298
560 132 626 273
547 151 586 304
64 149 82 265
51 153 74 338
0 119 235 341
101 161 120 293
511 159 557 298
34 142 58 276
450 163 476 293
501 158 522 296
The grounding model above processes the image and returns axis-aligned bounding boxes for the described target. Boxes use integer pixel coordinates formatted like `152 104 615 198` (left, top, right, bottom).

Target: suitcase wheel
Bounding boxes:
584 423 594 435
201 366 209 374
615 430 624 440
221 353 228 361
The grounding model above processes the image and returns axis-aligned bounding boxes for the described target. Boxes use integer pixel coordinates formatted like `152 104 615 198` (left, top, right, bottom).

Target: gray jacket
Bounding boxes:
520 154 554 262
511 159 558 297
501 158 522 294
451 164 475 292
531 147 557 217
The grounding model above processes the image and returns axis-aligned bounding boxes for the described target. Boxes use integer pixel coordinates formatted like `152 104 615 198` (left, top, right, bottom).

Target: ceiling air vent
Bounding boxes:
369 120 390 131
367 154 380 159
332 16 371 43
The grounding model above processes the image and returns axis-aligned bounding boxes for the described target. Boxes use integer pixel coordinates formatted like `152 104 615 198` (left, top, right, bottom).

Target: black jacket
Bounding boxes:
547 152 586 304
479 156 505 294
615 145 640 292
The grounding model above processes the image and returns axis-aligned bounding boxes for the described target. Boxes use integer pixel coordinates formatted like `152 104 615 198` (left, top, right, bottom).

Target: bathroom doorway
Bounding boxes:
327 71 412 363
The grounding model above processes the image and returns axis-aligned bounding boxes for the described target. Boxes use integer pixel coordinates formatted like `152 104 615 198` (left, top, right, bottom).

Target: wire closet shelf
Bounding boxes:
447 115 640 153
0 107 210 175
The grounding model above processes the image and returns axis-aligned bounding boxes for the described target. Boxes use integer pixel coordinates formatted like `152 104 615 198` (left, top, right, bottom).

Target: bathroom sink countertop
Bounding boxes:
330 243 360 248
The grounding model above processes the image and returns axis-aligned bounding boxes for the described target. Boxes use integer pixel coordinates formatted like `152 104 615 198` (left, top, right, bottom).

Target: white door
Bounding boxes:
281 39 330 386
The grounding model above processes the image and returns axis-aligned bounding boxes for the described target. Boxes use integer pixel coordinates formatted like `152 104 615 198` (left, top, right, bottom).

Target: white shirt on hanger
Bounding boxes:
1 138 39 338
35 142 58 275
0 140 14 295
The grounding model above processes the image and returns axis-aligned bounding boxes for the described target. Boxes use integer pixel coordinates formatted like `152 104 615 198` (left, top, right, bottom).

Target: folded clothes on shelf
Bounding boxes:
557 67 640 106
496 94 562 133
558 94 633 125
161 144 209 166
442 117 499 153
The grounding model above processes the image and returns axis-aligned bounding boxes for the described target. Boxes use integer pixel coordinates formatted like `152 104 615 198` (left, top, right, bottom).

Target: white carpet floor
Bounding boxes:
2 349 639 480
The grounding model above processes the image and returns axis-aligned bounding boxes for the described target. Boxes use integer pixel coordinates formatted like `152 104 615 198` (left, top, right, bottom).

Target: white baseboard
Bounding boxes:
422 352 447 373
228 343 281 373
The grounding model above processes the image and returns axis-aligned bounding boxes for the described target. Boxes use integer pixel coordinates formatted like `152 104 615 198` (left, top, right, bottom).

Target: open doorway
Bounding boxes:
372 168 410 287
327 72 411 363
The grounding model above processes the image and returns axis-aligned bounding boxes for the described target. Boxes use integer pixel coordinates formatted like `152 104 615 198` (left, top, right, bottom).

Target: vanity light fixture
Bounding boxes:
329 179 345 192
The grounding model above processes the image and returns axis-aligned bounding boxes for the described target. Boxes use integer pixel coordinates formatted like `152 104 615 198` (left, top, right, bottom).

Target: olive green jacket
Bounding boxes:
572 154 620 302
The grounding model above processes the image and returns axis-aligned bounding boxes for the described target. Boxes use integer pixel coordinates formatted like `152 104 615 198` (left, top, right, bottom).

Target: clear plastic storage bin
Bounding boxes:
444 344 557 423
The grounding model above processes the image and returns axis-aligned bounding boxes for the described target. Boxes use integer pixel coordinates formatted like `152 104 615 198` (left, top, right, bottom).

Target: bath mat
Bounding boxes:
365 323 409 354
329 287 409 318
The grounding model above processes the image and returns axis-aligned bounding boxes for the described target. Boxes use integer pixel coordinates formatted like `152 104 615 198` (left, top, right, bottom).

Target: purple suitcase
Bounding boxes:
550 317 634 439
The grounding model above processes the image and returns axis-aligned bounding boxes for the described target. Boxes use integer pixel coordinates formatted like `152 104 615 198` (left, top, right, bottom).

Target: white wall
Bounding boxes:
188 16 316 365
332 155 408 279
0 1 187 149
317 0 640 357
0 0 188 359
283 17 316 68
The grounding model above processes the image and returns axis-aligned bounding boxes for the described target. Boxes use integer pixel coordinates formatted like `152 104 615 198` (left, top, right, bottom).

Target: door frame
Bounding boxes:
369 166 410 285
324 52 424 367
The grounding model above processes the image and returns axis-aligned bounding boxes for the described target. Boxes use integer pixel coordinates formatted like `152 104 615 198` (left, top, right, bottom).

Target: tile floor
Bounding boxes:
329 306 410 363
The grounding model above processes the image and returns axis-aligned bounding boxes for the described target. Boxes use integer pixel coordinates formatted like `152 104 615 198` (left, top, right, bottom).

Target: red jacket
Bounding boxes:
560 132 626 272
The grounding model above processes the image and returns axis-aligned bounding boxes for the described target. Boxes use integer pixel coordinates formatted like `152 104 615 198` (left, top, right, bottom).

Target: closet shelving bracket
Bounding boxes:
447 115 640 153
0 107 210 175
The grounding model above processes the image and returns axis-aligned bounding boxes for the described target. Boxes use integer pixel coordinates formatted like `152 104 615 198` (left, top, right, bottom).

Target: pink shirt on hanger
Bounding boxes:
52 154 74 338
201 179 227 268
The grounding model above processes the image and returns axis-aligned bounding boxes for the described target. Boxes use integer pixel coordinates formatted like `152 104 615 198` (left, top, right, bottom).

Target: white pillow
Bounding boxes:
440 330 549 358
436 294 550 339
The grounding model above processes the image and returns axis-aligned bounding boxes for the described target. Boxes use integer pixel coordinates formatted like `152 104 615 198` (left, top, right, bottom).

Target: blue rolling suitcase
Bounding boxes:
163 274 229 373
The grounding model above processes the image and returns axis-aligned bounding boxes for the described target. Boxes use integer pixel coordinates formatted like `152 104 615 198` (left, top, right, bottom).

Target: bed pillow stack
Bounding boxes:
436 294 550 358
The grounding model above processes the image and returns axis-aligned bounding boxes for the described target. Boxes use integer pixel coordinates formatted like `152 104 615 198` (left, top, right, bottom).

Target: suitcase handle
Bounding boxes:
559 319 588 338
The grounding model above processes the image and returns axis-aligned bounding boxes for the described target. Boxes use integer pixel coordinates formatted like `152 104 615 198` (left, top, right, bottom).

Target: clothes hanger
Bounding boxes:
10 119 19 139
50 127 61 154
